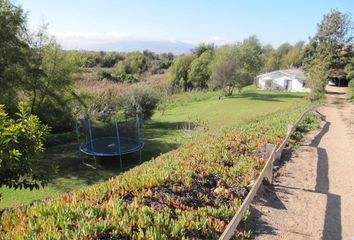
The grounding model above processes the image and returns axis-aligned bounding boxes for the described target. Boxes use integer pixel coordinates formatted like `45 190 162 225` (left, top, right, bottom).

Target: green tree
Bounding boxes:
345 57 354 97
168 54 196 91
211 40 262 95
24 27 79 132
0 0 29 114
305 57 327 101
281 41 305 68
192 43 215 57
188 51 213 89
100 52 123 68
122 86 159 120
303 10 353 96
0 104 50 191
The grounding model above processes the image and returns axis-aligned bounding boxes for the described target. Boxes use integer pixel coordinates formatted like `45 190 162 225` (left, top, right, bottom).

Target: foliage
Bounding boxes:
114 52 145 75
0 104 50 192
24 28 79 133
303 10 353 90
95 70 116 81
305 57 327 101
122 86 160 120
291 112 320 142
100 52 123 68
211 39 262 95
192 43 215 57
0 0 29 114
0 106 310 239
188 51 213 89
261 41 305 72
168 54 196 91
345 58 354 98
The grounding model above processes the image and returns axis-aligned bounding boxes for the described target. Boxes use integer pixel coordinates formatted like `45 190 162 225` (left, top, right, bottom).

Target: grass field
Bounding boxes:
0 86 308 208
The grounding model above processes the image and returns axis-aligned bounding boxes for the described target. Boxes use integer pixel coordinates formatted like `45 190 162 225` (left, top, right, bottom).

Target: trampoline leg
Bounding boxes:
119 155 122 169
139 150 142 163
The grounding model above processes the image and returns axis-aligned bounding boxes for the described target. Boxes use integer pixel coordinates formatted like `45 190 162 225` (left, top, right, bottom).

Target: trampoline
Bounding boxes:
78 113 144 167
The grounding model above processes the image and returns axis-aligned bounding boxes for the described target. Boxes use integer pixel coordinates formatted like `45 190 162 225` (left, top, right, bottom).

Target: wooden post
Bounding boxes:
265 144 275 184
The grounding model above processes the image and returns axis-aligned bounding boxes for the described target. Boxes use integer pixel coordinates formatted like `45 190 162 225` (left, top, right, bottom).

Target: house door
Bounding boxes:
285 80 292 91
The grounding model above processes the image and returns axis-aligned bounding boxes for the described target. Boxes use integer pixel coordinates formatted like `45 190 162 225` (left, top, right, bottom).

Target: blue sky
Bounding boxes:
15 0 354 51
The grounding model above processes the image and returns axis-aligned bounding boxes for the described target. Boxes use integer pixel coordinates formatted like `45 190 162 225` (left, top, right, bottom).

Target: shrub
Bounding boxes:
99 52 123 68
96 70 115 81
122 86 159 120
113 72 138 83
0 104 50 191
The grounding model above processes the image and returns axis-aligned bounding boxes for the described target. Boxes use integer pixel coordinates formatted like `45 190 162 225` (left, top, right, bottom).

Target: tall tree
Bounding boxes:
0 0 29 114
303 10 353 97
24 27 79 132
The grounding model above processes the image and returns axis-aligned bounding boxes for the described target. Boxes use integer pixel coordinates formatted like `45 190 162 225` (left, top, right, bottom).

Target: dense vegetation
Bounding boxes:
302 10 353 100
0 105 49 191
0 106 310 239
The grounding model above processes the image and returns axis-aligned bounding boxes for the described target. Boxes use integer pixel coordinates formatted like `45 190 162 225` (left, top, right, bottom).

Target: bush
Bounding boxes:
122 86 159 120
113 72 138 83
99 52 123 68
0 104 49 191
96 70 115 81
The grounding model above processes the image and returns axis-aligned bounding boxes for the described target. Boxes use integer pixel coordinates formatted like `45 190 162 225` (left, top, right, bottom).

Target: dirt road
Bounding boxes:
248 86 354 240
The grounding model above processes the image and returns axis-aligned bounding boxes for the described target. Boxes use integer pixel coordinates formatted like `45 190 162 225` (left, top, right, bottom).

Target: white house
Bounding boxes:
255 69 310 92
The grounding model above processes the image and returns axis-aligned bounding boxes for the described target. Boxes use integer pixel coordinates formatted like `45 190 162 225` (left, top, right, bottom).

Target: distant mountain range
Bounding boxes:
63 40 195 54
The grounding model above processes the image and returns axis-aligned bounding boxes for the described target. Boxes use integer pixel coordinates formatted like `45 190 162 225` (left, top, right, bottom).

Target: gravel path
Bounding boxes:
247 86 354 240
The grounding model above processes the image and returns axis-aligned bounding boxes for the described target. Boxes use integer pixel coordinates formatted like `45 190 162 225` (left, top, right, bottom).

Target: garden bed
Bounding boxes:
0 106 309 239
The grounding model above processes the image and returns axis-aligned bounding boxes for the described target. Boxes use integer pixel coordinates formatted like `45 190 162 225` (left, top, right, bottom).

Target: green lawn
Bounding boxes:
0 86 308 208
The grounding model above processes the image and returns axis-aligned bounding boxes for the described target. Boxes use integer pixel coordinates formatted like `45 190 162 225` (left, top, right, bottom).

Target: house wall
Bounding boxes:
257 76 310 92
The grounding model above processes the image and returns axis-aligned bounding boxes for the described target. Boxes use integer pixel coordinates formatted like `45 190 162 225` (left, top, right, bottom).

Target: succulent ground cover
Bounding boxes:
0 105 310 239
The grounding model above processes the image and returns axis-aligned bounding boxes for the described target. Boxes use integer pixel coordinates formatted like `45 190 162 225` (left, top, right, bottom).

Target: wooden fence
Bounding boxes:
219 108 313 240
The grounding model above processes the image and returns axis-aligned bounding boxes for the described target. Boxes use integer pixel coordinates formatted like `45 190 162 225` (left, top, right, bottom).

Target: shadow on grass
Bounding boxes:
41 119 187 191
229 91 305 102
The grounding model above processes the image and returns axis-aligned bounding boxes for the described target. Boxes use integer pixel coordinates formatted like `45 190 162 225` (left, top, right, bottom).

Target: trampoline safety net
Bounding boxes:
79 113 144 157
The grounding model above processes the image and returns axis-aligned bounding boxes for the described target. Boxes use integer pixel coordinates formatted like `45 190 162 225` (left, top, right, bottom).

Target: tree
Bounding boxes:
0 0 30 114
168 54 196 91
303 10 353 90
114 52 145 77
211 39 262 95
345 57 354 97
281 41 305 68
192 43 215 57
188 51 213 89
100 52 123 68
24 27 79 132
305 57 327 100
0 104 50 192
122 86 159 120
